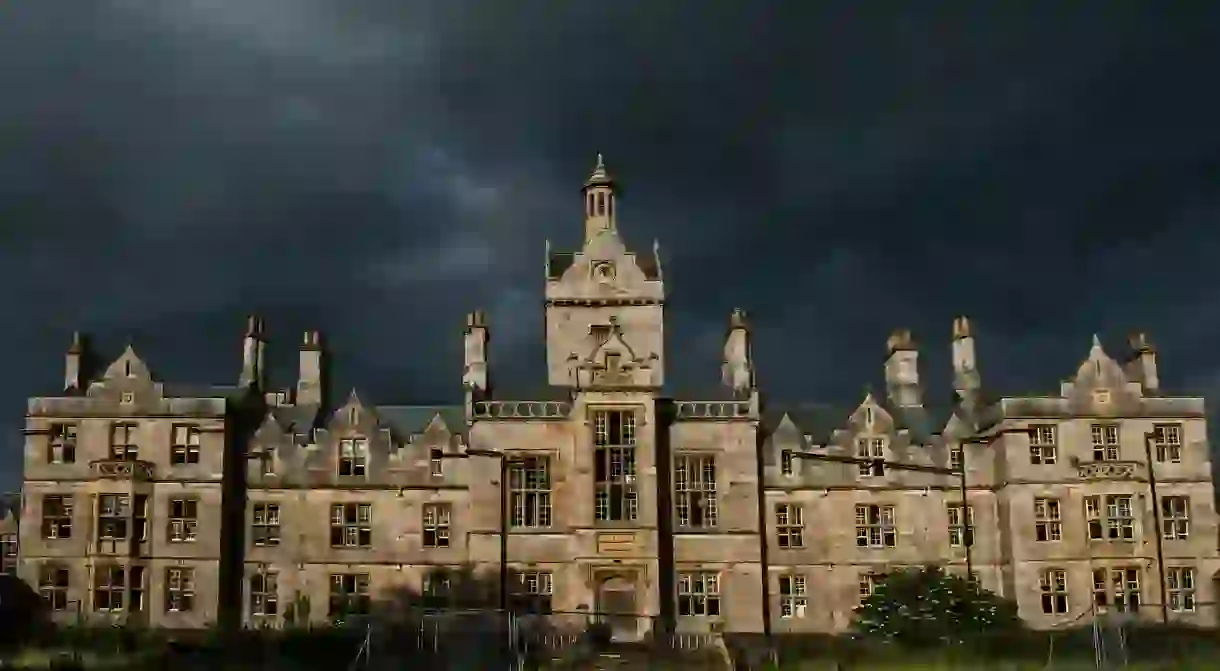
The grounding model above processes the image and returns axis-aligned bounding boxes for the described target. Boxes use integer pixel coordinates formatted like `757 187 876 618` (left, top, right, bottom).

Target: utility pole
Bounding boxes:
783 427 1038 584
1142 430 1169 624
783 451 976 578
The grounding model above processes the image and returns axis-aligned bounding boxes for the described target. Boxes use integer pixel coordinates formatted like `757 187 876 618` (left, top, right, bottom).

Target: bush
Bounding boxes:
852 565 1018 648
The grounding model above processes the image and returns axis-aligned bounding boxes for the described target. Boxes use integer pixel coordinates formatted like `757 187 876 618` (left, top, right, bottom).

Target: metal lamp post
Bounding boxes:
783 450 977 578
1142 430 1169 624
782 426 1039 584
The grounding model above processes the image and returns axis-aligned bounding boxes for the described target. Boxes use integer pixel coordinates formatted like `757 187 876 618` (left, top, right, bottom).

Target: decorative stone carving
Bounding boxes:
472 401 572 420
1076 460 1140 480
90 458 154 481
675 401 751 420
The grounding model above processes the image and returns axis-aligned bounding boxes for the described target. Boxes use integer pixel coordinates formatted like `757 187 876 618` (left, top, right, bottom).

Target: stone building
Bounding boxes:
0 493 18 576
15 157 1219 635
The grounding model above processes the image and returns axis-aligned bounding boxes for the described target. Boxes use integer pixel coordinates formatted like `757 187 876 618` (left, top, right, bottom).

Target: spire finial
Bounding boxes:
1092 333 1102 349
730 308 748 330
584 153 613 189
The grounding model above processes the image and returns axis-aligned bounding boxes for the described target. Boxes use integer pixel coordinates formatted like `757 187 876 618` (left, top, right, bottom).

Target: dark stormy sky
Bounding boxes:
3 4 1220 486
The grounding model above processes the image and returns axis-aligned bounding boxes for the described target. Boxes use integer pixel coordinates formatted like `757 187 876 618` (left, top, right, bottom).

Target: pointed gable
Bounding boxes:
330 389 373 430
1061 335 1142 408
102 345 153 383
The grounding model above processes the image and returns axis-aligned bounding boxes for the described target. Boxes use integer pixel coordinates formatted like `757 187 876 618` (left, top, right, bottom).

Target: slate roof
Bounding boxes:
547 251 576 280
161 383 249 401
0 493 19 524
762 395 958 445
375 405 466 437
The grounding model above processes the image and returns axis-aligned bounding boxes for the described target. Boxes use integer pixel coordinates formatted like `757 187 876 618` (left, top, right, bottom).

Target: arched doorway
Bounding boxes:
595 575 637 641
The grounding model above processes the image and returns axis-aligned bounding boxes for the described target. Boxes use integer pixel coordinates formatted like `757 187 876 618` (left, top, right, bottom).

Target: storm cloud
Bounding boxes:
3 3 1220 482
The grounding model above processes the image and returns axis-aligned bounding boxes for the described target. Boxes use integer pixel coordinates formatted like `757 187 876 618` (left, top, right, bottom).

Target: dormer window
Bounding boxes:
430 449 444 477
604 353 621 372
339 438 368 477
1093 390 1111 404
855 438 886 476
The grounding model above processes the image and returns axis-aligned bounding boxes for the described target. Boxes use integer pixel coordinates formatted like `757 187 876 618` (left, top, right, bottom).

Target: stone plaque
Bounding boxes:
597 532 636 554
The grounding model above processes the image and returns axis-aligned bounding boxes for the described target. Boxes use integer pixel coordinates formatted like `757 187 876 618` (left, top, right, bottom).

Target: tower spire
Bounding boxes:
582 153 617 242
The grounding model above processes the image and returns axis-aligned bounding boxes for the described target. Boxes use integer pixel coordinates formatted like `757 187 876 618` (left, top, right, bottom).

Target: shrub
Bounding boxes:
852 565 1019 648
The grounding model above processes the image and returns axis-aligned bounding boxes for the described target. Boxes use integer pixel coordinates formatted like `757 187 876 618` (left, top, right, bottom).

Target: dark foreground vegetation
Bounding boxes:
1 567 1218 669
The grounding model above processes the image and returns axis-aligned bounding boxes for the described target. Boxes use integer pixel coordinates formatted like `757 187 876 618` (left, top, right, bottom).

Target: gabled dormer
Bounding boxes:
85 344 162 407
1060 335 1142 415
249 412 294 479
842 393 893 475
403 412 464 478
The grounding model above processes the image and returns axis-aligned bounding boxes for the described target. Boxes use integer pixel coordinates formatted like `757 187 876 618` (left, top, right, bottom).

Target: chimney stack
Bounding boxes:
64 331 92 392
884 328 922 408
721 308 754 396
463 311 489 396
297 330 328 407
239 315 267 389
951 316 981 402
1127 332 1159 394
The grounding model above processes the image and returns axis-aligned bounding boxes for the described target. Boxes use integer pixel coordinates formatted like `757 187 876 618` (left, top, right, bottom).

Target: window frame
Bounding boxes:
774 503 804 549
854 437 886 477
1039 568 1069 615
511 571 554 615
592 409 638 524
1161 496 1190 540
1089 424 1121 462
509 456 553 529
855 504 896 548
329 503 372 548
1166 567 1196 613
1151 424 1183 464
0 533 16 576
38 564 70 611
338 438 369 477
1085 494 1134 541
167 498 199 543
47 423 78 464
778 574 807 619
1028 425 1058 465
328 572 371 617
165 567 195 613
108 422 139 460
1092 567 1140 612
946 502 974 548
97 494 129 541
1033 497 1063 542
249 570 279 617
41 495 73 540
170 424 202 466
251 502 281 547
421 502 452 549
676 571 721 618
673 454 718 530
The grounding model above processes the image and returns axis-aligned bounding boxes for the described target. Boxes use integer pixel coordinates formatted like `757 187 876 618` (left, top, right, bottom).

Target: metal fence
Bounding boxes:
344 609 729 670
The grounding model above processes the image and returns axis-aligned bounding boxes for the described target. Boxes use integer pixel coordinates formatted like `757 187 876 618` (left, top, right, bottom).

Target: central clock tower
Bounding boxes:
543 156 666 389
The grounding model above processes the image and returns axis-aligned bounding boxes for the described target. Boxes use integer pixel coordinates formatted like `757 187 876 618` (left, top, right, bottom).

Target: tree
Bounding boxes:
852 565 1018 647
